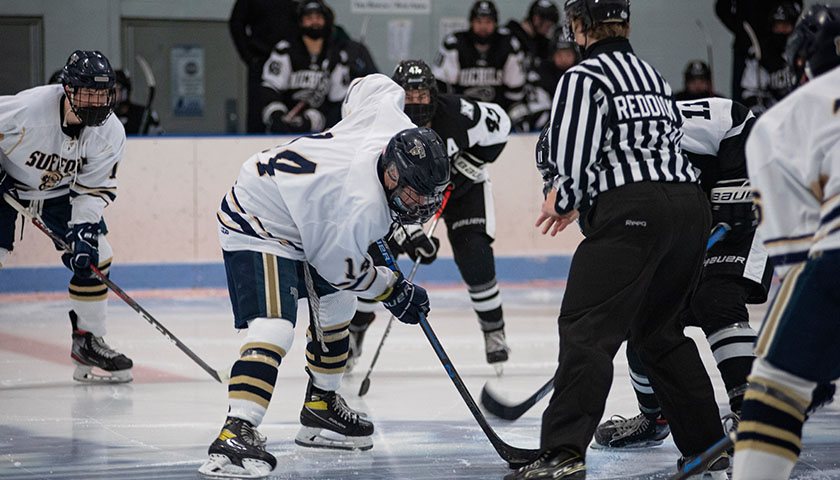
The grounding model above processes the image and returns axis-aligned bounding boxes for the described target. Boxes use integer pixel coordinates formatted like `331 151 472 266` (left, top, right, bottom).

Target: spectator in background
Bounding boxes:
260 0 377 133
508 24 579 132
229 0 300 133
675 60 722 101
739 1 800 115
715 0 803 104
505 0 561 76
432 1 526 111
114 70 163 135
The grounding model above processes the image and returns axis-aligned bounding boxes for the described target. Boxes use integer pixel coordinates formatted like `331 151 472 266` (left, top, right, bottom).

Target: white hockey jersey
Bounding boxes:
746 66 840 268
0 84 125 224
218 74 415 299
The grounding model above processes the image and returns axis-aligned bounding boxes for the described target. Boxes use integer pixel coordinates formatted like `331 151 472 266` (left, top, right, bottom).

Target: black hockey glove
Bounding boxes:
393 224 439 265
536 124 557 196
380 271 430 325
62 222 100 279
710 178 757 242
0 169 17 200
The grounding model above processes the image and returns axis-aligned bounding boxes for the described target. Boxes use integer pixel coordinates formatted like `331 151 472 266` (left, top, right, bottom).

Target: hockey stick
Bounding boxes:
480 222 732 421
135 55 156 135
742 21 766 111
695 19 715 92
374 236 540 468
2 193 228 383
668 431 736 480
358 187 451 396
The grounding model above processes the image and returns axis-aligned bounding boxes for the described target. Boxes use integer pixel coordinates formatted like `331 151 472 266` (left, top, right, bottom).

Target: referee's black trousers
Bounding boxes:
540 181 725 458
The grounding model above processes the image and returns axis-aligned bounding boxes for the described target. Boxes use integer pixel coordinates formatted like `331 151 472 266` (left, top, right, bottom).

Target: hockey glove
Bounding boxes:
379 271 430 325
710 178 757 242
536 124 557 196
392 224 439 265
62 222 100 279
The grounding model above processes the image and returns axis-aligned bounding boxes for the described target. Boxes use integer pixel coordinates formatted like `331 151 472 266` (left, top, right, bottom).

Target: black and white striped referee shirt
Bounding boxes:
547 37 698 214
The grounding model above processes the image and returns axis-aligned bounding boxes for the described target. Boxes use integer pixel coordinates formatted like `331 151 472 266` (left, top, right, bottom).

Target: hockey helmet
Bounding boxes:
297 0 333 39
564 0 630 31
470 1 499 23
380 128 450 224
785 5 840 85
392 60 438 127
529 0 561 24
61 50 117 127
684 60 712 82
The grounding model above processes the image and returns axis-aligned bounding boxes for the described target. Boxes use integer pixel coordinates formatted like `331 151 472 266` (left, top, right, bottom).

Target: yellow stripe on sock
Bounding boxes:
229 390 270 408
229 375 275 395
735 439 800 463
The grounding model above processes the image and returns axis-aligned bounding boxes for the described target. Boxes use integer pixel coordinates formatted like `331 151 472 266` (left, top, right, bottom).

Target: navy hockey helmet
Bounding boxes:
380 128 450 224
297 0 333 39
61 50 117 127
470 1 499 23
785 5 840 85
684 60 712 82
564 0 630 31
529 0 561 24
392 60 438 127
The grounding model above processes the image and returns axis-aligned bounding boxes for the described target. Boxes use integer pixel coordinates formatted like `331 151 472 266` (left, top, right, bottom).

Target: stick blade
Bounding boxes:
480 383 525 420
504 446 541 469
358 377 371 397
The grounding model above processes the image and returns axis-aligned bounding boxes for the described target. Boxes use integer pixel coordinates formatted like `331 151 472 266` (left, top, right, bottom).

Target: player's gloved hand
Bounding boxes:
536 124 557 196
379 271 430 324
710 178 757 242
61 222 100 279
393 224 439 265
452 152 486 182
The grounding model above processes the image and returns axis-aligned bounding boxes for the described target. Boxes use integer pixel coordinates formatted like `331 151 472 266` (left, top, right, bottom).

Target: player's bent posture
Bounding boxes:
0 50 131 383
347 60 512 373
199 74 449 479
593 97 773 450
509 1 727 478
733 6 840 480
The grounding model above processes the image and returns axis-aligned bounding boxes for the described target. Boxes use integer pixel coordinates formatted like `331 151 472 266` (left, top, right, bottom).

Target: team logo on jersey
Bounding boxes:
459 98 475 120
40 171 63 191
409 138 426 159
25 150 79 190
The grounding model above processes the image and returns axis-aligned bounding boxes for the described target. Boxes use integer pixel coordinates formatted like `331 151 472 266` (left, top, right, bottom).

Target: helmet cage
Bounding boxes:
392 60 439 126
65 87 116 127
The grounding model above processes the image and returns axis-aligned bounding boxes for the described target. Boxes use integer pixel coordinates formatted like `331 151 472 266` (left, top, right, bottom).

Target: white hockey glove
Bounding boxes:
452 152 486 182
392 224 439 265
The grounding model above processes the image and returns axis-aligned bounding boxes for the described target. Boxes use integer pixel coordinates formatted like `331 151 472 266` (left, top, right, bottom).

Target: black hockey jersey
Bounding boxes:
429 94 511 197
432 29 526 110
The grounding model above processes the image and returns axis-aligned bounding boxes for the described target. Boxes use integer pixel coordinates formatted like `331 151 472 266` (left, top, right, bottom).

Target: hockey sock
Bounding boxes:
305 320 350 391
626 344 662 416
469 279 504 331
705 322 757 412
732 358 814 480
68 257 111 337
350 309 375 332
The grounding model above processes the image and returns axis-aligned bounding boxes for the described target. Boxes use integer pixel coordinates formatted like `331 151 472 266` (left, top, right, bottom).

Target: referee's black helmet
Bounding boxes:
564 0 630 31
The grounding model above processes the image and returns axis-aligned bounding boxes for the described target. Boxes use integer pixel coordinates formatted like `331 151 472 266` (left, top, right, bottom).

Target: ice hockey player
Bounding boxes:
593 97 773 451
347 59 512 374
432 0 526 111
199 74 449 479
260 0 377 133
113 69 162 135
0 50 132 384
505 0 561 78
733 5 840 479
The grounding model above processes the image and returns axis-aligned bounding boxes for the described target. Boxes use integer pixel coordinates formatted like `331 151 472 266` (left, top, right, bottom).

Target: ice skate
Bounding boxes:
345 324 368 373
199 417 276 479
677 451 730 480
592 412 671 449
295 378 373 451
504 448 586 480
483 327 509 376
70 310 133 383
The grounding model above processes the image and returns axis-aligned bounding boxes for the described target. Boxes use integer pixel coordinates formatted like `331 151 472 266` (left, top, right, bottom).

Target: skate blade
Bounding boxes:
73 364 133 384
589 439 664 450
198 453 273 479
682 472 729 480
294 426 373 451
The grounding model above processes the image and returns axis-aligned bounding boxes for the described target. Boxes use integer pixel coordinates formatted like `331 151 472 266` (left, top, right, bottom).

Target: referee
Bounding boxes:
508 1 726 478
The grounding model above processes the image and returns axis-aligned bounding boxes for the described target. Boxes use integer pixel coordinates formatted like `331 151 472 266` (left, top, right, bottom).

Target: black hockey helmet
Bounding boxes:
769 1 802 26
564 0 630 31
684 60 712 82
529 0 561 24
115 70 131 93
470 1 499 23
380 128 450 224
61 50 116 127
392 60 438 127
297 0 333 39
785 5 840 85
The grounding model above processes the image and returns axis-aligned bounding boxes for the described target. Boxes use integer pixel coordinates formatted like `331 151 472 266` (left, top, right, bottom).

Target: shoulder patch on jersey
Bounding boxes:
444 35 458 47
498 27 511 35
447 137 460 158
508 34 521 51
459 98 475 120
275 40 291 51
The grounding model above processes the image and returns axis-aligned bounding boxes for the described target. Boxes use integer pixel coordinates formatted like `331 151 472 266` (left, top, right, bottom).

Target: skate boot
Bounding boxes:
70 311 133 383
295 378 374 450
504 448 586 480
199 417 276 479
346 323 368 373
677 451 730 480
592 412 671 449
483 327 510 375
